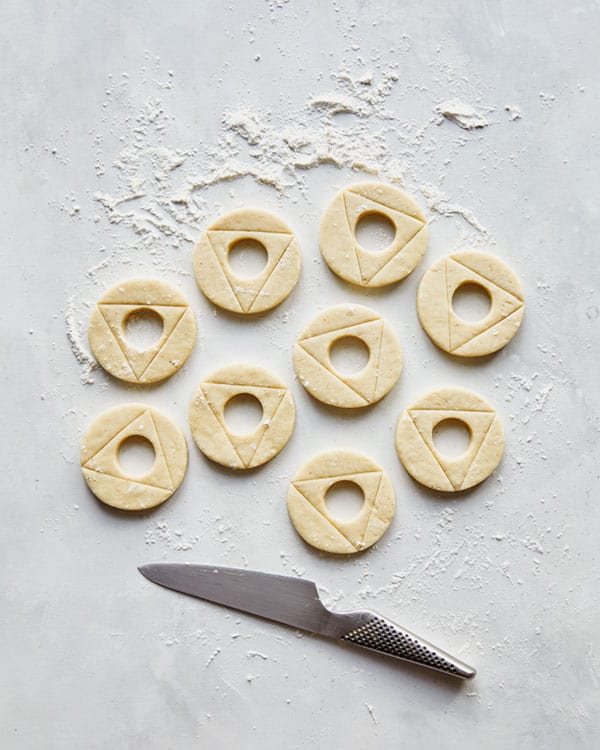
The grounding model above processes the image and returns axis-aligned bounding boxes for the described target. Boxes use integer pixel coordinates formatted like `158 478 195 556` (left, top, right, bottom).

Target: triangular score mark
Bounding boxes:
245 390 288 466
342 191 424 283
137 310 189 380
98 304 187 379
297 313 382 342
82 408 146 465
446 258 523 351
94 312 136 380
452 256 524 302
293 471 385 549
365 225 426 284
149 411 173 489
358 471 384 547
204 234 244 313
247 236 294 313
84 410 173 490
291 483 360 548
346 188 424 222
451 305 524 354
296 343 370 404
200 382 287 467
371 318 385 400
407 406 496 416
82 467 172 494
406 413 456 488
199 384 247 466
408 410 495 489
459 416 496 487
206 230 294 312
298 319 384 402
291 489 357 550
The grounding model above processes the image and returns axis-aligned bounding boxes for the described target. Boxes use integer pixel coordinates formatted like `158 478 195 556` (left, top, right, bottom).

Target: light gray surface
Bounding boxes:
2 1 599 748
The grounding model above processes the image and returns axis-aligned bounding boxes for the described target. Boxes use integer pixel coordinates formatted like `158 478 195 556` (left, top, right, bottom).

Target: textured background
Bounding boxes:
2 1 599 748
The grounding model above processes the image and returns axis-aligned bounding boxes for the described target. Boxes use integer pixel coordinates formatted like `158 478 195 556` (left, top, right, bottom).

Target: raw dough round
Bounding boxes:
395 387 504 492
193 208 302 314
81 403 188 510
293 304 403 408
88 278 196 383
417 251 525 357
189 364 296 469
319 182 428 287
287 450 395 554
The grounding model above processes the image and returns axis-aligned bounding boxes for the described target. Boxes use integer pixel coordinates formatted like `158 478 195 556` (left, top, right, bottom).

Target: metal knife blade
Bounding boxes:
139 563 334 634
139 563 476 679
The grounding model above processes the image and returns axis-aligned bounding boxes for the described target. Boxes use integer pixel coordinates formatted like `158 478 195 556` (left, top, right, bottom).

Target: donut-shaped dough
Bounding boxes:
395 387 504 492
193 209 302 314
319 182 428 287
287 450 395 554
88 278 196 384
189 364 295 469
81 403 188 510
417 251 524 357
293 304 403 408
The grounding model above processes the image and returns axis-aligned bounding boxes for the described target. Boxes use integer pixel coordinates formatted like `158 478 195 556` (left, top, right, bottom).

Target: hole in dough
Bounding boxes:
451 282 492 323
329 335 370 376
354 212 396 254
325 480 365 522
432 418 471 459
227 238 268 278
118 435 157 477
223 393 264 435
123 308 164 350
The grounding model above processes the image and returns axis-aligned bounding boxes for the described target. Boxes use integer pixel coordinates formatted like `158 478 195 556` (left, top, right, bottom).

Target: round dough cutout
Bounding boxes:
287 450 395 554
319 182 428 287
189 364 296 469
88 278 196 383
81 403 188 510
193 208 302 314
417 251 524 357
293 304 403 408
395 387 504 492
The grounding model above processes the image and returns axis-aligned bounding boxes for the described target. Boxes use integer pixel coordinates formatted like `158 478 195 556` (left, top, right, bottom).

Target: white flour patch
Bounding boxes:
436 99 491 129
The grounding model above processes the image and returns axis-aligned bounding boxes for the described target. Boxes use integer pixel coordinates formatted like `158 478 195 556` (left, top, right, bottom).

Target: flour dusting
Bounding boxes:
65 60 498 384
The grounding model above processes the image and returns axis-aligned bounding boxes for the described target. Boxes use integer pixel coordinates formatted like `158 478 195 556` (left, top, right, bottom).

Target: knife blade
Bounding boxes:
139 563 475 680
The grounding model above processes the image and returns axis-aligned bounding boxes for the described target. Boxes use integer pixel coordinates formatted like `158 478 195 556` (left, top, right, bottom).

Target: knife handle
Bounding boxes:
339 613 476 679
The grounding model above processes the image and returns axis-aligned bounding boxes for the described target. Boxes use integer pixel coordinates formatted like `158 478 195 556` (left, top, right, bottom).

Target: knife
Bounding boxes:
139 563 475 680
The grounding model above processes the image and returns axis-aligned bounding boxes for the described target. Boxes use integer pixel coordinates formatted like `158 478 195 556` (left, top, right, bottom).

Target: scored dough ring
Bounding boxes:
417 251 525 357
395 387 504 492
293 304 403 408
81 403 188 511
189 364 296 470
287 450 395 554
193 208 302 314
88 278 196 384
319 182 428 287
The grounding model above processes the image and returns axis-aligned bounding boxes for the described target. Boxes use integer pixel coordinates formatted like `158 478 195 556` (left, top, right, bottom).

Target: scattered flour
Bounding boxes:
66 61 497 382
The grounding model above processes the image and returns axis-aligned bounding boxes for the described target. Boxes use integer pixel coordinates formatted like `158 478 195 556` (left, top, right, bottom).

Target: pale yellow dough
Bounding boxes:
417 251 524 357
193 208 302 314
88 278 196 383
319 182 428 287
81 403 188 510
287 450 395 554
293 304 403 408
189 364 296 470
395 387 504 492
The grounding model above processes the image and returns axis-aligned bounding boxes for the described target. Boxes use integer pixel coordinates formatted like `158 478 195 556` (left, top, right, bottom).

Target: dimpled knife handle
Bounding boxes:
340 615 476 679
